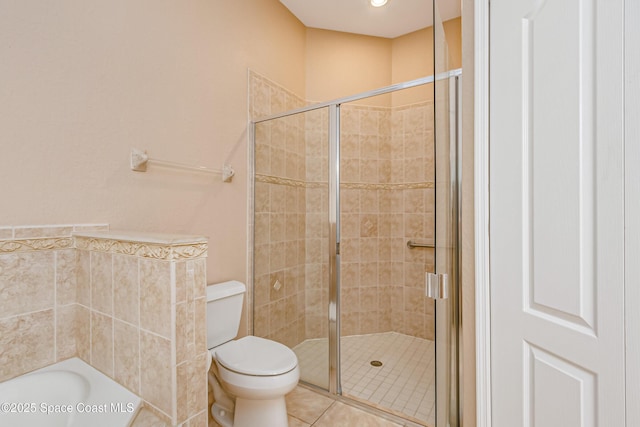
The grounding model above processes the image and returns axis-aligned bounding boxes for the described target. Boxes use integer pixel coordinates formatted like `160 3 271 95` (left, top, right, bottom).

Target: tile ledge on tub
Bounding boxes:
72 230 208 245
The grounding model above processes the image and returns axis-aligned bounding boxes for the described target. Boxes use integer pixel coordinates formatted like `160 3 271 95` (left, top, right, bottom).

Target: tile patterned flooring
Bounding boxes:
129 334 435 427
140 384 412 427
286 386 407 427
209 385 406 427
131 408 168 426
294 332 435 426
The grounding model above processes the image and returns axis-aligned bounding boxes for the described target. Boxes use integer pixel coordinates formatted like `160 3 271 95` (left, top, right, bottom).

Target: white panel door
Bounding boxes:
489 0 625 426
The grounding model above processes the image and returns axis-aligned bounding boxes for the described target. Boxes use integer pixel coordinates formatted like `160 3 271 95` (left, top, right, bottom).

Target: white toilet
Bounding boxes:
206 281 300 427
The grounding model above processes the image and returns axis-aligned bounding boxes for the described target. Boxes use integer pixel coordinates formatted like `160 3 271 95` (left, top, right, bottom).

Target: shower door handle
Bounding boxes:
426 272 449 299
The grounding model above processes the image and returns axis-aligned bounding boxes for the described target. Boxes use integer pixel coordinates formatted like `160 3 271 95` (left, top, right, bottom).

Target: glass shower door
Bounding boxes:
433 1 461 426
252 106 331 391
337 86 440 425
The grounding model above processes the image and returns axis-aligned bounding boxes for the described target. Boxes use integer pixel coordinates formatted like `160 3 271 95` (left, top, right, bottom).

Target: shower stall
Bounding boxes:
249 67 461 427
249 5 460 425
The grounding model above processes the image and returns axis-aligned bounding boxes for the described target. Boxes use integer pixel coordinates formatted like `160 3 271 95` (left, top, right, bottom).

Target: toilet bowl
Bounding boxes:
206 281 299 427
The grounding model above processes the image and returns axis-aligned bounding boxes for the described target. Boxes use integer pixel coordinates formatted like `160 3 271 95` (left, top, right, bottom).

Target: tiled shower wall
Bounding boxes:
303 107 329 340
0 225 209 426
339 105 394 337
250 70 435 343
250 71 309 348
339 102 435 340
389 102 436 340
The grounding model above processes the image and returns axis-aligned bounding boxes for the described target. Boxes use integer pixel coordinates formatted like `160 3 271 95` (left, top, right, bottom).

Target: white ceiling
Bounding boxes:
279 0 461 39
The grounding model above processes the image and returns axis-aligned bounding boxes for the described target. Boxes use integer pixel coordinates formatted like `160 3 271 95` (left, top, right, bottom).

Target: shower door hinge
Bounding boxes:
336 242 340 255
426 272 449 299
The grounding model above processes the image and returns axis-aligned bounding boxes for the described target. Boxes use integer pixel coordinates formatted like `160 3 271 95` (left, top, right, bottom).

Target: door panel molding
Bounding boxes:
524 343 596 427
522 0 597 333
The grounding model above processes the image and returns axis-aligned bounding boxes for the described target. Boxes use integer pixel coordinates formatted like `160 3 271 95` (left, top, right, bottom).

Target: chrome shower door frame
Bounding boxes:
434 73 462 427
328 103 341 395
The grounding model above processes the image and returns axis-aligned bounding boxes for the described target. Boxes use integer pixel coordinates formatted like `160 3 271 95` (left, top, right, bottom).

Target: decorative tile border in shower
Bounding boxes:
341 181 434 190
255 173 434 190
256 174 307 188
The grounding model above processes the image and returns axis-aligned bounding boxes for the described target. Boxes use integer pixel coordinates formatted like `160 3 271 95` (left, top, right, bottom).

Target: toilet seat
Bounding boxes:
214 336 297 376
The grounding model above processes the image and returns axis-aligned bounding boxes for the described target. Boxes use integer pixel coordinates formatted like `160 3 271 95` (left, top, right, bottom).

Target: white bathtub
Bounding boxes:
0 358 142 427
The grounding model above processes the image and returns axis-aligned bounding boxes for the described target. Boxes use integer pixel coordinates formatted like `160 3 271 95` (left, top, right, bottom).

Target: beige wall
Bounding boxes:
391 27 434 84
0 0 305 298
391 27 434 106
391 18 462 106
305 28 392 106
305 18 460 108
444 18 463 70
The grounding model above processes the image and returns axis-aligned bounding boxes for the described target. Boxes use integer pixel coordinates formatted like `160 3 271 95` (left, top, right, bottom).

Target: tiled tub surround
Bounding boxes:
0 225 209 426
0 224 109 382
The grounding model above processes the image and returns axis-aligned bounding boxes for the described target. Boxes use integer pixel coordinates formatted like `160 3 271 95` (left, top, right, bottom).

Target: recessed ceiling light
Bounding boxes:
371 0 388 7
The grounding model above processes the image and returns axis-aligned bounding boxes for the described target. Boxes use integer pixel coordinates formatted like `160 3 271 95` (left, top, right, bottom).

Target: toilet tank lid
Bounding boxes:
206 280 246 302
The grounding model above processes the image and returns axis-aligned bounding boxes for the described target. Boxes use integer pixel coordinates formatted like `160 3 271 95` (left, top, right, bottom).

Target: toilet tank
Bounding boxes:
206 281 246 350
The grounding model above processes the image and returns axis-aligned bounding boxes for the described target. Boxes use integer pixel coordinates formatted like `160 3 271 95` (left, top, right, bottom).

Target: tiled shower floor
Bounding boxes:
293 332 435 426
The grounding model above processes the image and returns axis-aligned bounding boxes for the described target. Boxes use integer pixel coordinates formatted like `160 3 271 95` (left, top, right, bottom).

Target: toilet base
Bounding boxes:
211 402 234 427
233 396 288 427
